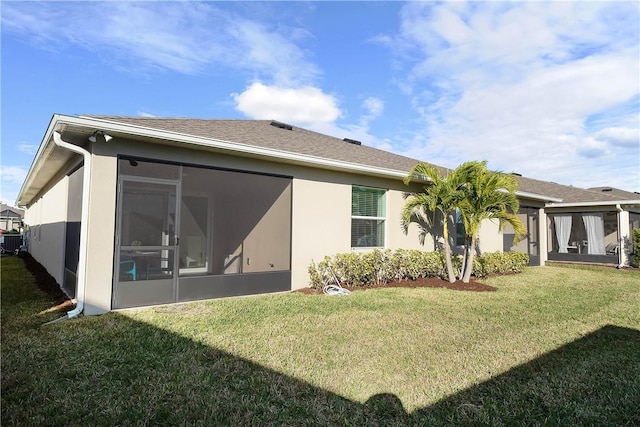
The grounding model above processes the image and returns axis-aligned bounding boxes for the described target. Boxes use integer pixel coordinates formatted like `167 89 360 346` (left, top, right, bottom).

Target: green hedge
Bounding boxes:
473 251 530 278
308 249 528 288
632 229 640 268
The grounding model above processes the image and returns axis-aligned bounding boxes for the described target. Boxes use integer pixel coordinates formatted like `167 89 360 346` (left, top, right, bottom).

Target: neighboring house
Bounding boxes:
510 179 640 266
0 204 24 232
16 114 640 315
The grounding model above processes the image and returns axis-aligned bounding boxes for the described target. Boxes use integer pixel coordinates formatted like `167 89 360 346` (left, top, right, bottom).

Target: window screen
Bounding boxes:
351 186 386 248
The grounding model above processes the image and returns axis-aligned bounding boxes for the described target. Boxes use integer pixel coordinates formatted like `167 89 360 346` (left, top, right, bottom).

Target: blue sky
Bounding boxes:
2 1 639 206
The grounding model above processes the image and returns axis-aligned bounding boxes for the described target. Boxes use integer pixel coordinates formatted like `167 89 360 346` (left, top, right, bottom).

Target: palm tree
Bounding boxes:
402 163 466 283
456 161 526 283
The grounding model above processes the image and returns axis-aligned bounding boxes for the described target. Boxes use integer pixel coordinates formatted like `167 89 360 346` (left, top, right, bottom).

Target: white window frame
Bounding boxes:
351 186 387 250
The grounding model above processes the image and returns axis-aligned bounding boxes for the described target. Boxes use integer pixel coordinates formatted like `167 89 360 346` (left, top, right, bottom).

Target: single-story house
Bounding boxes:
16 114 640 316
0 204 24 232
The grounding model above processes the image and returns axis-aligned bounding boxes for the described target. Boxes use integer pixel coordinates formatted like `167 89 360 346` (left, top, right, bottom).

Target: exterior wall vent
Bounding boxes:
270 120 293 130
601 188 613 192
343 138 362 145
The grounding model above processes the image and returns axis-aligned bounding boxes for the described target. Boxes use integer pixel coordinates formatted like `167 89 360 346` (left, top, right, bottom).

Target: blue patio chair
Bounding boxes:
120 259 137 281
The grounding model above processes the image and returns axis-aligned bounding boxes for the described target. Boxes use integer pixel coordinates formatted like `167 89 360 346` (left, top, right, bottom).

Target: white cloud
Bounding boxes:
137 111 157 118
390 1 640 191
362 97 384 118
16 143 38 155
0 166 28 205
0 166 27 185
232 82 341 126
227 20 319 86
595 126 639 148
577 137 610 159
1 2 317 85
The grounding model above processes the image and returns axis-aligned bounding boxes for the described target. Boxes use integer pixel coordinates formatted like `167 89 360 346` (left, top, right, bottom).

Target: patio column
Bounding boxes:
618 208 630 266
538 208 547 266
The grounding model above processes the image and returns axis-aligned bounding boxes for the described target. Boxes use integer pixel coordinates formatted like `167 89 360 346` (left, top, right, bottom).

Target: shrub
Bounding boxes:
473 251 529 278
308 249 447 288
632 229 640 268
308 250 529 288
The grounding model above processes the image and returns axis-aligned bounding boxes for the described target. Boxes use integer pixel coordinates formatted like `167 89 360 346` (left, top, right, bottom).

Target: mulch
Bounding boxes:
294 276 497 295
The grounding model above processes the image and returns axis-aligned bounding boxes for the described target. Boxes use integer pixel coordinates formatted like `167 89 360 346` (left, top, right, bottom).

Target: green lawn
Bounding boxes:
2 255 639 426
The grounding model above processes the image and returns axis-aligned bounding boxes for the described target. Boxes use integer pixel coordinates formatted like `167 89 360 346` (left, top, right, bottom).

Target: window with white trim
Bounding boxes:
351 186 386 248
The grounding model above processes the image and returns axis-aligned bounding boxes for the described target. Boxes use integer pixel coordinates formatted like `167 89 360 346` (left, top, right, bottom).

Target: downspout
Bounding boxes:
616 204 625 269
53 130 91 318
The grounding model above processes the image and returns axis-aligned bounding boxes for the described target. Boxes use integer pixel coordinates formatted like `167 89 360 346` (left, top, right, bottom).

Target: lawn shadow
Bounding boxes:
4 309 399 425
7 317 638 426
411 324 640 425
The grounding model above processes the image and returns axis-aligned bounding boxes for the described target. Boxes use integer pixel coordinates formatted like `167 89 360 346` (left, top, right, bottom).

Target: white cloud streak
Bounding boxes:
16 143 38 156
1 2 318 86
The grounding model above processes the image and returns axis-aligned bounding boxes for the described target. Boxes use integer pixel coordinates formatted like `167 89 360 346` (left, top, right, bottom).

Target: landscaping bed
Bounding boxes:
295 276 497 294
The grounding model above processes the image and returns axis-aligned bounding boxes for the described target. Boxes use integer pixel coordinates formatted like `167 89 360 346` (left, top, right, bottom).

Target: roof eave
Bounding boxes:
16 114 66 206
514 190 563 203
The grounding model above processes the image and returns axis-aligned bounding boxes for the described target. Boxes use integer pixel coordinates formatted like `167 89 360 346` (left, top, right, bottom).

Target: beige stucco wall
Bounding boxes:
82 146 118 315
23 173 69 286
475 219 502 253
290 178 350 288
386 189 431 251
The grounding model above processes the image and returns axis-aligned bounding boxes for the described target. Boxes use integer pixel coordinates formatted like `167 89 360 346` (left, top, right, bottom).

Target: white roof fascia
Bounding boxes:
514 190 563 203
16 115 66 206
546 200 640 208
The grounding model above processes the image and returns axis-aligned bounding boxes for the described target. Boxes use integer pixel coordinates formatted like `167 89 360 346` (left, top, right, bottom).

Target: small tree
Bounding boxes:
457 161 526 283
402 163 466 283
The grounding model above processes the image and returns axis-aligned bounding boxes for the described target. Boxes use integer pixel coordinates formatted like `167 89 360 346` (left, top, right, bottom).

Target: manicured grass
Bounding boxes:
2 256 639 426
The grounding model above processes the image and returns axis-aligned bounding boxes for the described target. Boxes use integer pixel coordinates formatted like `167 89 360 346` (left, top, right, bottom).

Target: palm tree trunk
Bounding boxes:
458 237 469 280
462 235 476 283
442 222 456 283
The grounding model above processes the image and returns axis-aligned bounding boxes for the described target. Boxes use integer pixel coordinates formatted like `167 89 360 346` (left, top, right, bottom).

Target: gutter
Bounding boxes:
546 200 640 208
52 130 91 319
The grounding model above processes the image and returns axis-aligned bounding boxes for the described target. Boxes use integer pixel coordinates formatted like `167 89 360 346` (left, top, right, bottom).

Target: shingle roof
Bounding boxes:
587 187 640 200
88 116 638 205
516 176 638 203
0 204 24 217
88 116 438 174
